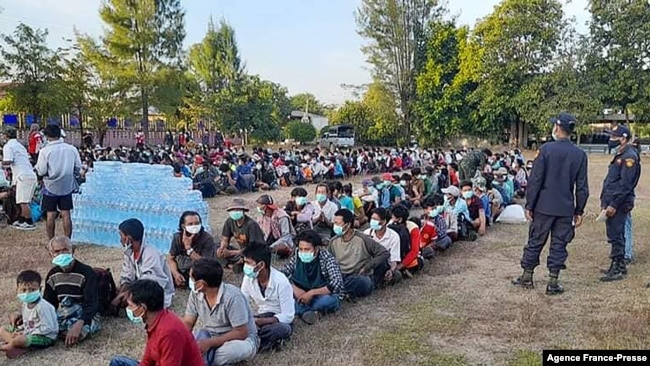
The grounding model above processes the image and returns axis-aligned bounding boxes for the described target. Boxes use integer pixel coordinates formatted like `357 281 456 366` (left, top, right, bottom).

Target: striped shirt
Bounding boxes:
43 260 99 325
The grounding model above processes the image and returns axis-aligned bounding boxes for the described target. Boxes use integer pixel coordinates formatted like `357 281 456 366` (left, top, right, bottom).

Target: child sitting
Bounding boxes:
1 270 58 358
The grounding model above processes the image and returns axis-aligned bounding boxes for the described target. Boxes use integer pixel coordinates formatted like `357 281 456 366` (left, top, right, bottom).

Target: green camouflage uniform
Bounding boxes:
459 151 485 181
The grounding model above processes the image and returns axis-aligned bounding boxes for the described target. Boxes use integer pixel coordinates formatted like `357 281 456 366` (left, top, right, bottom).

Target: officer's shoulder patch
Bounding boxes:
625 158 636 168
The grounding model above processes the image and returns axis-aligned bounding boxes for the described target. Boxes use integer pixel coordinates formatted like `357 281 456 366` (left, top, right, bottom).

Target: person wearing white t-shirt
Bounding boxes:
2 127 37 230
364 207 402 285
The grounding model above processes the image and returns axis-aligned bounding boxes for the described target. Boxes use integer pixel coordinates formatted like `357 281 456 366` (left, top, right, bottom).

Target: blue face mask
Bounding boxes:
17 290 40 304
243 264 259 279
126 307 145 329
299 251 316 263
333 224 345 236
376 183 384 190
429 206 444 218
462 191 474 199
316 194 327 203
229 211 244 221
370 219 382 231
296 196 308 206
256 207 264 215
52 253 74 268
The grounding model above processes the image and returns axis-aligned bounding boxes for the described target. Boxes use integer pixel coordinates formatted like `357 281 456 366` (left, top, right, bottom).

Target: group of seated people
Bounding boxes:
1 148 530 365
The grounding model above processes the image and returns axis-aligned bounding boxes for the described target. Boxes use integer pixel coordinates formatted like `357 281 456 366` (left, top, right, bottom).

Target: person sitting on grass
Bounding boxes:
184 258 259 366
109 280 202 366
420 195 452 256
256 194 295 258
168 211 216 288
459 180 487 236
329 209 390 299
43 236 100 346
390 205 423 277
285 187 314 233
281 230 344 325
217 198 266 273
112 218 175 311
364 208 402 286
240 243 294 352
1 270 58 359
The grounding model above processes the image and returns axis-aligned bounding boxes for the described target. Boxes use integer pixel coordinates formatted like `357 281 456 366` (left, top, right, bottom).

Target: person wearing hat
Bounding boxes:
2 127 38 230
441 186 470 228
218 198 266 272
599 123 640 282
472 176 492 225
256 194 296 258
513 112 589 295
113 218 175 310
492 167 514 206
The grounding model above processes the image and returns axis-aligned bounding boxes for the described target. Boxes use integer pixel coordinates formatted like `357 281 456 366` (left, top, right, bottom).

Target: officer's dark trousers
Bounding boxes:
606 208 627 261
521 212 574 271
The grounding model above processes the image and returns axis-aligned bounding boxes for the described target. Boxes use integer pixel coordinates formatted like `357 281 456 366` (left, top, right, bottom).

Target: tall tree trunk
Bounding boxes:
517 120 526 149
509 120 517 146
141 84 149 141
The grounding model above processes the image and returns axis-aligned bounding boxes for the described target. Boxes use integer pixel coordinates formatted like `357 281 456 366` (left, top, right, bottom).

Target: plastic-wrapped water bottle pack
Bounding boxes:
71 161 211 253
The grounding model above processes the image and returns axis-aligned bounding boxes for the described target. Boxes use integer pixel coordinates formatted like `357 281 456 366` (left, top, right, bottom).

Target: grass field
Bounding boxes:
0 154 648 366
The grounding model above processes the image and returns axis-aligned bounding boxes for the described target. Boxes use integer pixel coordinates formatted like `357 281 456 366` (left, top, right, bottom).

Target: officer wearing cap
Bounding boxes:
513 113 589 295
599 124 640 282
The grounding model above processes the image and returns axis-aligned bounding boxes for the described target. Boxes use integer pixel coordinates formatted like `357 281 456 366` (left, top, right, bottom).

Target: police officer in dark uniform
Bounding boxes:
512 113 589 295
599 124 641 282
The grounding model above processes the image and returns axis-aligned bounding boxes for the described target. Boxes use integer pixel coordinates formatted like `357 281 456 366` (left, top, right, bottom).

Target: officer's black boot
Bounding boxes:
600 260 626 282
512 268 534 289
546 271 564 295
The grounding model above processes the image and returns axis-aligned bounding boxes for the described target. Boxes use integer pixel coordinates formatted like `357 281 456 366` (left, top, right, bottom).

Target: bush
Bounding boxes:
287 121 316 143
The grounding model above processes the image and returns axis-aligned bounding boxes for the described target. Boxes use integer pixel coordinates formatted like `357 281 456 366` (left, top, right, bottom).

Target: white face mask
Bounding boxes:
185 225 201 235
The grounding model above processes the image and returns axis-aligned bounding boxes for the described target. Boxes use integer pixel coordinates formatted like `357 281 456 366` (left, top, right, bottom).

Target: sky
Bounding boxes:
0 0 590 105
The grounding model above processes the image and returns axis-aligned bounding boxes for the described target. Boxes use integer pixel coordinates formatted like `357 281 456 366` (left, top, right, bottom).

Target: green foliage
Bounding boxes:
85 0 186 133
1 24 67 122
588 0 650 121
290 93 325 116
286 120 316 143
356 0 443 138
330 100 373 142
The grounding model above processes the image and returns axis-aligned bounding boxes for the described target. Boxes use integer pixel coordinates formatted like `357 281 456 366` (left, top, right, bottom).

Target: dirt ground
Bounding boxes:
0 154 648 366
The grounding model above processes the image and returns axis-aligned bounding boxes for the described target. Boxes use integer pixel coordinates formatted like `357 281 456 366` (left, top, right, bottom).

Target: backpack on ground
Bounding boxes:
94 267 118 316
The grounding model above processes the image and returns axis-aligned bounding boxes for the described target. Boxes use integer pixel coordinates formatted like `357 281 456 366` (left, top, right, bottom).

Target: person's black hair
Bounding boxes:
409 216 422 228
191 258 223 288
44 124 62 139
449 163 459 171
411 167 421 176
459 180 473 189
424 193 444 208
128 279 164 312
242 242 272 269
329 181 343 193
295 229 323 247
371 207 391 222
119 218 145 242
178 211 203 233
482 148 493 157
315 183 330 194
401 173 412 181
342 183 352 195
172 163 181 174
290 187 308 197
335 208 355 225
390 204 409 223
219 163 230 173
4 127 17 139
17 270 41 286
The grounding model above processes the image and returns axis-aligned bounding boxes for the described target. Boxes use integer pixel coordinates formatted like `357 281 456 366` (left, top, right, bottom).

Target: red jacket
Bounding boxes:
140 309 203 366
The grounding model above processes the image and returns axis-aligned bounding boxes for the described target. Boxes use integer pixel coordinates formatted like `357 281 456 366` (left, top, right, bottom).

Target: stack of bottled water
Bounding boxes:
71 161 211 253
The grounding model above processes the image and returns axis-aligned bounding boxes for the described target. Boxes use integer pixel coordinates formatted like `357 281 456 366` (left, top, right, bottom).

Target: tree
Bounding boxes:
414 19 477 144
1 23 66 123
290 93 325 116
588 0 650 122
329 101 374 143
83 0 186 138
356 0 442 139
363 80 400 143
469 0 565 147
184 18 244 128
286 120 316 143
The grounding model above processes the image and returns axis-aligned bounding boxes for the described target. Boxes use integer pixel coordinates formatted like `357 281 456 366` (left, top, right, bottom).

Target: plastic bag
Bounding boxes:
496 204 528 224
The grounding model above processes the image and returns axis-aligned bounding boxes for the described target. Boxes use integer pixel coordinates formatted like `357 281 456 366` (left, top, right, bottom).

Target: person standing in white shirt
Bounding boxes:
240 243 294 352
364 207 402 285
2 127 37 230
36 124 82 239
